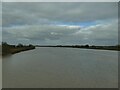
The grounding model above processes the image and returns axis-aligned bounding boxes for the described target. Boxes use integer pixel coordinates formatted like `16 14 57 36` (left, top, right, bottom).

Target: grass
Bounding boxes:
2 43 35 56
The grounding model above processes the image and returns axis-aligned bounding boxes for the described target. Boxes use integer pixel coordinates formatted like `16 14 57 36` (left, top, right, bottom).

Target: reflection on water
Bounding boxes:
3 47 118 88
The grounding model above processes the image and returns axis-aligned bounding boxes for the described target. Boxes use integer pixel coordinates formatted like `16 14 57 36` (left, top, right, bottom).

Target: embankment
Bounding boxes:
2 46 35 56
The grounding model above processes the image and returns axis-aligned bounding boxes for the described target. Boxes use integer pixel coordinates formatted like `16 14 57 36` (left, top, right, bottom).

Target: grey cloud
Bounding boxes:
3 20 118 45
2 25 80 44
73 20 118 45
2 2 118 27
2 0 120 2
2 2 118 45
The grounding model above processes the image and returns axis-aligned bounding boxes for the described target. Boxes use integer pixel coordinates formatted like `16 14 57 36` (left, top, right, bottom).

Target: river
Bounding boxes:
2 47 118 88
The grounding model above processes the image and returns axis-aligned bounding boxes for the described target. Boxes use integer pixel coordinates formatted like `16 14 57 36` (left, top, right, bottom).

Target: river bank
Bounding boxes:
2 43 119 56
2 43 35 56
36 45 120 51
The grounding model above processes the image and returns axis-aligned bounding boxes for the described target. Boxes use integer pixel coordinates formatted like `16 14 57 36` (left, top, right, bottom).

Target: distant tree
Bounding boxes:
2 42 8 46
91 45 95 48
17 43 23 47
85 44 89 48
75 45 80 48
117 44 120 47
80 45 84 48
28 44 33 47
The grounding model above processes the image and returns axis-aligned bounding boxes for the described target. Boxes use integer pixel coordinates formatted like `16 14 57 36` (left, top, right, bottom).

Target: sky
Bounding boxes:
2 2 118 45
0 2 1 43
1 0 119 2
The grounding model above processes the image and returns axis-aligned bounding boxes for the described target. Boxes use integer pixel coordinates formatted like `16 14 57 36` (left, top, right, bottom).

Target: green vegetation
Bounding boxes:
36 44 120 51
2 42 35 56
2 42 119 56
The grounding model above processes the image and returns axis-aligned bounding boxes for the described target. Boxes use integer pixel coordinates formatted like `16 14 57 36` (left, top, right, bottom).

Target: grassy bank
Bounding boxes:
2 43 35 56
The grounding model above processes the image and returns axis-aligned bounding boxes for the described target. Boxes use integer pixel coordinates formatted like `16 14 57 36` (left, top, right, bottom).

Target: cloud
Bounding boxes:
2 2 118 45
3 19 118 45
2 0 119 2
0 2 2 43
73 20 118 45
2 24 81 44
2 2 118 26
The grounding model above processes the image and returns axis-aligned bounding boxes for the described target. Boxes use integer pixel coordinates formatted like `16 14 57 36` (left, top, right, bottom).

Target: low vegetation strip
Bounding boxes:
36 45 120 51
2 42 120 56
2 42 35 56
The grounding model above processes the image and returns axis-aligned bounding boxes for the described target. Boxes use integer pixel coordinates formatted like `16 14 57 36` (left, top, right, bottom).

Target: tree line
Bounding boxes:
2 42 34 48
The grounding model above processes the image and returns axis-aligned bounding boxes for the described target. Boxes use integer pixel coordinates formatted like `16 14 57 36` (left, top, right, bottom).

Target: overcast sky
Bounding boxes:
2 2 118 45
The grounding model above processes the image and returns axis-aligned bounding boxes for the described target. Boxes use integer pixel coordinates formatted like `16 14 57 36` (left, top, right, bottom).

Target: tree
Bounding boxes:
17 43 23 47
2 42 8 46
85 44 89 48
29 44 33 47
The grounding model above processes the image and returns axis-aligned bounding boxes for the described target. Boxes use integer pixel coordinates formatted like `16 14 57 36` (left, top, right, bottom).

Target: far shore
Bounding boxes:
2 42 120 56
36 45 120 51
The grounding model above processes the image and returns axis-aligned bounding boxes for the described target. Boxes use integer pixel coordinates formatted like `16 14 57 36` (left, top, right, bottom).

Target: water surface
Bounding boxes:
3 47 118 88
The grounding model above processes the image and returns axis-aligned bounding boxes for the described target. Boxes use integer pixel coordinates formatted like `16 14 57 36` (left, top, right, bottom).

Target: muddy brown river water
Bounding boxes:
3 47 118 88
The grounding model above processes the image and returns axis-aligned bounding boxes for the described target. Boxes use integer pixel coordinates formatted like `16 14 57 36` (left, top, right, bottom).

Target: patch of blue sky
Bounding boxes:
52 19 113 28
